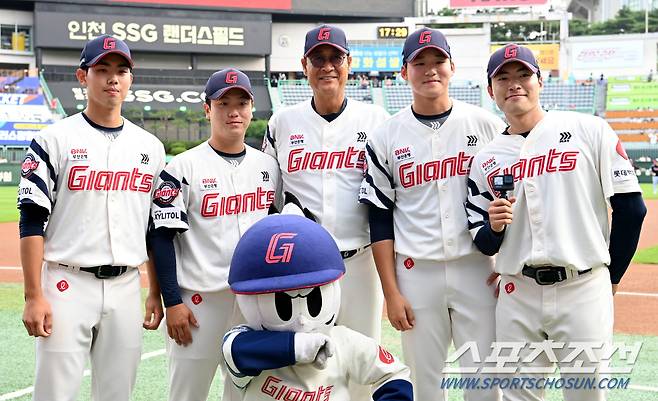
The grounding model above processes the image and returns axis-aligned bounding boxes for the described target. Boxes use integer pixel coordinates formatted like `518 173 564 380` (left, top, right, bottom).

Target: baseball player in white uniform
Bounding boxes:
149 68 280 401
222 213 413 401
359 29 505 401
466 44 646 401
18 35 165 401
263 25 388 343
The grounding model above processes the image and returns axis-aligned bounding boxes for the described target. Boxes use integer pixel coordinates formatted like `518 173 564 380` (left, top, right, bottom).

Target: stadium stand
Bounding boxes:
539 82 597 114
277 79 374 106
382 83 482 114
605 109 658 143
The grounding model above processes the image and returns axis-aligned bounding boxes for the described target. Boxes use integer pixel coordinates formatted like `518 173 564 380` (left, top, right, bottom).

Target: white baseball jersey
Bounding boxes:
224 325 411 401
466 111 641 275
263 99 389 251
151 143 280 293
17 113 165 267
359 100 505 261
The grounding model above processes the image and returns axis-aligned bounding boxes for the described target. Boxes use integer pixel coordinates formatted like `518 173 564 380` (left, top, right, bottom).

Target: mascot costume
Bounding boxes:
222 210 413 400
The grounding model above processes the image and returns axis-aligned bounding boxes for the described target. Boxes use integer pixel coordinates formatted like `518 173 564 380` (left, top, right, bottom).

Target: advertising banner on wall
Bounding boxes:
490 44 559 70
350 46 403 72
571 41 644 70
0 122 51 146
0 94 46 106
34 10 271 55
606 81 658 110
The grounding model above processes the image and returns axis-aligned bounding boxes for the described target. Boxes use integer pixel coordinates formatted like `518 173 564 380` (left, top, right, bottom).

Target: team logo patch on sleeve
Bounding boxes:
21 154 39 178
200 177 218 191
616 139 629 160
154 181 180 203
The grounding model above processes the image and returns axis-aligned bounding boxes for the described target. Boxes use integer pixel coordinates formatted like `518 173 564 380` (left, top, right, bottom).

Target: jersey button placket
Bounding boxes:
322 127 336 235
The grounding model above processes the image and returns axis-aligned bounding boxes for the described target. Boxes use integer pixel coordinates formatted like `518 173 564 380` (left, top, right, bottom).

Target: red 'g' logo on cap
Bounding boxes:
318 27 331 41
265 233 297 264
225 71 238 84
504 45 518 59
103 37 116 50
419 31 432 44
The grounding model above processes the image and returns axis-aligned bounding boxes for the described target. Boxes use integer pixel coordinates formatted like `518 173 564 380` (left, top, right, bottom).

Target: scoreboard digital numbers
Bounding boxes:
377 26 408 39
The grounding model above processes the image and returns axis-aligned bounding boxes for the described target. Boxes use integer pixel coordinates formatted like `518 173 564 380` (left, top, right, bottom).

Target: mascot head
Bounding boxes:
229 214 345 333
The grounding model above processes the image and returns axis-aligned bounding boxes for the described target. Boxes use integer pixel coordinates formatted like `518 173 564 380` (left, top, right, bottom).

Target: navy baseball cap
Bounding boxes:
487 44 539 78
204 68 254 101
229 214 345 295
402 28 451 64
79 35 133 68
303 25 349 57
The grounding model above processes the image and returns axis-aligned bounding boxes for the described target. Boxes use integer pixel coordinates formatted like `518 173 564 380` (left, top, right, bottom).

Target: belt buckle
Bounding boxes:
94 265 116 279
534 267 566 285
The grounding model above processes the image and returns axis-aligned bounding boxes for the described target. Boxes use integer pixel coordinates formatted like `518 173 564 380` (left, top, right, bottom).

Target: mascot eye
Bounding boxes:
274 292 293 321
306 286 322 317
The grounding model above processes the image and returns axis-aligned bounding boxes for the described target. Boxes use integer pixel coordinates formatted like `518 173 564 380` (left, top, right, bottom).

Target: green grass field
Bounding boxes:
0 186 18 223
0 284 656 401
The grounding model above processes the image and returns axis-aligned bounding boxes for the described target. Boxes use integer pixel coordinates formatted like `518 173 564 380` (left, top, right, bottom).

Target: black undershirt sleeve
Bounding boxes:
148 227 183 307
473 222 505 256
18 203 49 238
368 204 394 243
608 192 646 284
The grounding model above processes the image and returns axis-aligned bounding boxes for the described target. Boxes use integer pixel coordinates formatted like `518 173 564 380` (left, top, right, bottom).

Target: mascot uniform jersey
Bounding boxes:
222 214 414 401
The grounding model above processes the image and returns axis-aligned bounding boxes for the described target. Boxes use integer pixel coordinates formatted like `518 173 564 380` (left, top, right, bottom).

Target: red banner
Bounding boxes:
450 0 547 7
111 0 291 10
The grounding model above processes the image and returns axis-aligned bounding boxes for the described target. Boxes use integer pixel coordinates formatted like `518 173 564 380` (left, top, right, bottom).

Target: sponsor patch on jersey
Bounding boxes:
200 177 218 191
20 154 39 178
68 148 88 161
289 133 305 147
154 181 180 203
378 346 394 364
403 257 414 269
153 208 182 225
504 282 515 294
612 168 636 182
393 146 414 163
191 293 203 305
480 155 499 174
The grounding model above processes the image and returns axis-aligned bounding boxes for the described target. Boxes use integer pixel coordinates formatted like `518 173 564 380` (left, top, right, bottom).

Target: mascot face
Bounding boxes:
229 214 346 334
237 281 341 332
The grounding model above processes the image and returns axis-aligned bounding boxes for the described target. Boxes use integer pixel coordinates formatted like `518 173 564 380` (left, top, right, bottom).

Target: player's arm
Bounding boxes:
598 121 646 293
142 249 164 330
20 205 51 337
360 137 414 331
608 193 646 293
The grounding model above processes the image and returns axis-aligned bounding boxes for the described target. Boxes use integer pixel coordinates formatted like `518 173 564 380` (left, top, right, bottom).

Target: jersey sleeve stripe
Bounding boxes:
467 178 494 201
265 126 275 147
26 173 52 204
467 220 486 230
465 200 488 221
366 144 394 188
29 140 57 191
364 172 395 210
158 170 182 188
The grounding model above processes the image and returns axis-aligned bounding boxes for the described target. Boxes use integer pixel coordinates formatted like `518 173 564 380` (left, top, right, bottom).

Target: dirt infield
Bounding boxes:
2 199 658 335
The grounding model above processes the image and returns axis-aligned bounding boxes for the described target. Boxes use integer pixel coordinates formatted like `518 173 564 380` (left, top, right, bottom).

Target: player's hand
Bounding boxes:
143 292 164 330
166 303 199 346
612 284 618 295
487 272 501 298
385 292 415 331
489 196 516 233
22 295 52 337
294 332 335 369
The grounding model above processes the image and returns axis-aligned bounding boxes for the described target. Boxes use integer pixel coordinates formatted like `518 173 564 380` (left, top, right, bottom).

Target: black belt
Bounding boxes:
340 245 370 260
60 264 128 279
522 265 592 286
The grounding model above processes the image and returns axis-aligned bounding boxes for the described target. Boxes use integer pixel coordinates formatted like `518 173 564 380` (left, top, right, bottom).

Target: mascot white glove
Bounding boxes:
294 332 335 370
